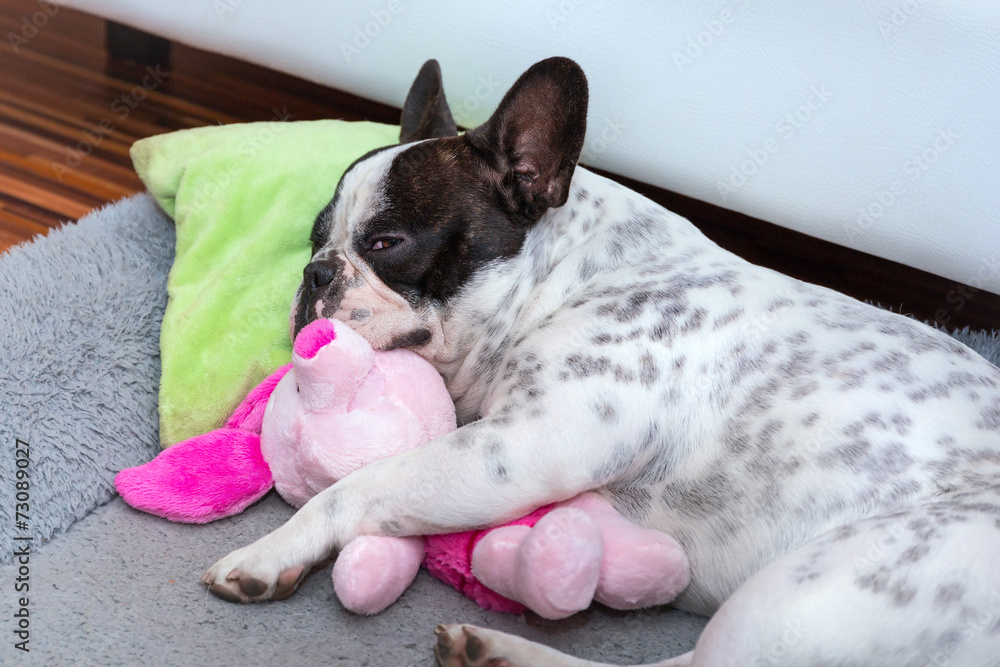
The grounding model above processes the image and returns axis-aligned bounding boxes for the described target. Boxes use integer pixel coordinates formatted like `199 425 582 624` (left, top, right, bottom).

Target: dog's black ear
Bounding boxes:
466 57 588 224
400 59 458 143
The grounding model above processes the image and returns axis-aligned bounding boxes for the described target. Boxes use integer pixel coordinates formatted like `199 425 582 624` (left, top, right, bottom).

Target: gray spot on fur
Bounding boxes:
896 542 930 565
484 436 511 484
933 582 965 610
712 308 744 330
605 485 653 522
662 471 740 518
639 353 660 387
380 520 403 536
977 398 1000 430
873 351 916 384
593 400 619 424
565 354 610 379
890 580 918 606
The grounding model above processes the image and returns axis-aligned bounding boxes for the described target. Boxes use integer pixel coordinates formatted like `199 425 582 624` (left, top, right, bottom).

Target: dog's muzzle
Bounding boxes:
293 257 346 338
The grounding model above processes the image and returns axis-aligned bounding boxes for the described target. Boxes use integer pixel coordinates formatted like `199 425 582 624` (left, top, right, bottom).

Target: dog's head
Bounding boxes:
290 57 588 356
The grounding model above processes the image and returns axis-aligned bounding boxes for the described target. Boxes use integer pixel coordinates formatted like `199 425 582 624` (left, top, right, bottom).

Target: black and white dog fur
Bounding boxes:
203 58 1000 666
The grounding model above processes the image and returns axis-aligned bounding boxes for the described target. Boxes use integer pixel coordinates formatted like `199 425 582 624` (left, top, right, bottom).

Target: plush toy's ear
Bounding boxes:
116 428 273 523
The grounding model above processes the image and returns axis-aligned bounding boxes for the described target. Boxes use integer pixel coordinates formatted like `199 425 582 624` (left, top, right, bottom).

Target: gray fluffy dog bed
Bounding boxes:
0 193 997 665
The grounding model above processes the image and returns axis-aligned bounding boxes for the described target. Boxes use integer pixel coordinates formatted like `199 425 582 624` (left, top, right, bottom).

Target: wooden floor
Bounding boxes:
1 0 997 330
0 0 399 251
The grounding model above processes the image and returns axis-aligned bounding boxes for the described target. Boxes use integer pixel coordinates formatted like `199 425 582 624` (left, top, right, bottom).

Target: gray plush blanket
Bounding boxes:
0 193 996 665
1 194 172 563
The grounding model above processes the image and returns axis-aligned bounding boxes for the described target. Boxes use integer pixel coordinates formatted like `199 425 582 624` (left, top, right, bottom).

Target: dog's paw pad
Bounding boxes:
231 569 269 598
434 625 513 667
208 582 244 603
272 565 305 601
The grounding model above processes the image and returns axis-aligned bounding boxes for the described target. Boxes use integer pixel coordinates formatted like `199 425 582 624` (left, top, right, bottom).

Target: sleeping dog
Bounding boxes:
203 58 1000 666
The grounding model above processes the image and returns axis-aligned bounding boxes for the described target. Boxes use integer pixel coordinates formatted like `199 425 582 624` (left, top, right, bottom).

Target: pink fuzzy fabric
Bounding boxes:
114 428 273 523
225 363 292 433
293 319 336 359
116 364 291 522
424 505 554 614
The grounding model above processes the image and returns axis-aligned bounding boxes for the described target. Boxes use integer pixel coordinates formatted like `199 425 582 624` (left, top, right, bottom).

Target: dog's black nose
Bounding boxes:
294 258 347 340
304 260 340 288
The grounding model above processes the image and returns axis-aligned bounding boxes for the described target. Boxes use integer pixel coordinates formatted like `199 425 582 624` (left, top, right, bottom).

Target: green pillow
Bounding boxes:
131 120 400 448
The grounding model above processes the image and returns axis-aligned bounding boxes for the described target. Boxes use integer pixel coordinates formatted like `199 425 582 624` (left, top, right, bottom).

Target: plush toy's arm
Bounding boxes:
115 364 292 523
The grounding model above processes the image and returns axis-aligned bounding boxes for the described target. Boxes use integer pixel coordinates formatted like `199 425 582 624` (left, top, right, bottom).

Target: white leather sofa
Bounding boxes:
59 0 1000 295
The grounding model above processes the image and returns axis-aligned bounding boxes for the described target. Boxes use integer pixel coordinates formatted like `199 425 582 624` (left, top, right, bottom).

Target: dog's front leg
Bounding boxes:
202 416 600 603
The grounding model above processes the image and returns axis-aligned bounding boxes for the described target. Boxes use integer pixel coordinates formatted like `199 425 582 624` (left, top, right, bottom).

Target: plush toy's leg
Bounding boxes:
558 492 690 609
469 525 531 603
472 509 604 620
332 535 425 615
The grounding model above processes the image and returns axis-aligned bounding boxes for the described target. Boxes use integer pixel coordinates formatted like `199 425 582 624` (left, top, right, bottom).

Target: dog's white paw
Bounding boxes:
201 540 309 603
434 625 516 667
434 624 590 667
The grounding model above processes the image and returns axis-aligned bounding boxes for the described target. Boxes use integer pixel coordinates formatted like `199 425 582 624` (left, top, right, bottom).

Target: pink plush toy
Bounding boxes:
116 318 689 618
